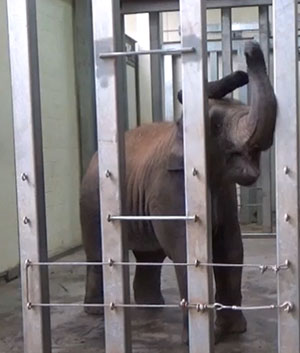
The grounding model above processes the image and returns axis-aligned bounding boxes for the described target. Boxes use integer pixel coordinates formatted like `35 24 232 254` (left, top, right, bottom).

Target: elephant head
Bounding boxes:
175 41 277 187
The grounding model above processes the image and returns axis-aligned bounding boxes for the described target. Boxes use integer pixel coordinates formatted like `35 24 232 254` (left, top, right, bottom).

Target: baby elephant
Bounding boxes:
80 41 277 344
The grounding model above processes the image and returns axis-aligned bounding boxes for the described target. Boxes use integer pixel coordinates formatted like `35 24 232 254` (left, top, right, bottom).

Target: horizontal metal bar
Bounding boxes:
27 301 293 312
120 0 279 14
99 47 195 59
107 215 197 221
27 259 289 273
27 302 179 309
242 232 276 239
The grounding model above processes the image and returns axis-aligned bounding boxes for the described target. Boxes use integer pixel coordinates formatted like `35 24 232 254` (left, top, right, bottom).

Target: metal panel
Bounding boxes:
6 1 51 353
209 51 219 81
180 0 214 351
259 5 272 231
164 55 175 121
150 12 164 122
74 0 97 175
273 1 300 353
121 0 276 14
221 8 233 77
91 0 131 352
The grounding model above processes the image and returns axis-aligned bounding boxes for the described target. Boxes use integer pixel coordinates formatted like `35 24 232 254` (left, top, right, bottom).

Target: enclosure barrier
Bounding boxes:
6 0 300 353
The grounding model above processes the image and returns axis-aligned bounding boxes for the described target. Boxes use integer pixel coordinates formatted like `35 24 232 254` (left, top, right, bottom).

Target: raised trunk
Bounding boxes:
236 41 277 150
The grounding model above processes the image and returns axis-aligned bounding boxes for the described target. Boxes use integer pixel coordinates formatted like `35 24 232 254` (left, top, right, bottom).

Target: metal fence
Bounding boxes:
6 0 300 353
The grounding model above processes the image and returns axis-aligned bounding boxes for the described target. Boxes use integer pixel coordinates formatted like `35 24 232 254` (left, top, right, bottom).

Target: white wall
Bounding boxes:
0 0 81 275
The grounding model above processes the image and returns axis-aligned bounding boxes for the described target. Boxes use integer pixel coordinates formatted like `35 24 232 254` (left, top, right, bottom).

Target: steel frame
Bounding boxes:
274 0 300 352
6 0 300 353
91 0 131 352
180 0 213 350
6 1 51 353
120 0 279 14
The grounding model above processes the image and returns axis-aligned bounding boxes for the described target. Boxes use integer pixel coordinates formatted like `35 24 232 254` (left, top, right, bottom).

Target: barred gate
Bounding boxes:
6 0 300 353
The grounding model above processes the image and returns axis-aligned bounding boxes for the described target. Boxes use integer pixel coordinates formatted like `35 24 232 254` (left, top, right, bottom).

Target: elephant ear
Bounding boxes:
167 117 184 171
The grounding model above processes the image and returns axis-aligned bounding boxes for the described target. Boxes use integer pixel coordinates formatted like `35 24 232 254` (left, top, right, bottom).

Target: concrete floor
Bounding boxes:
0 239 278 353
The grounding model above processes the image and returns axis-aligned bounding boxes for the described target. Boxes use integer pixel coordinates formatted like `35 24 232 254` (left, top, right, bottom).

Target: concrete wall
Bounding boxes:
0 0 18 275
0 0 81 276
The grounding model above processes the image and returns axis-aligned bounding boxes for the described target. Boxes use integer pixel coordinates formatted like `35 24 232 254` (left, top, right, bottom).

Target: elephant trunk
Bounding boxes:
236 41 277 151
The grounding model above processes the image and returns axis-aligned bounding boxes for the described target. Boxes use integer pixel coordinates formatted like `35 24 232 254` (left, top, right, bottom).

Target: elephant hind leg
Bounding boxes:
81 210 103 315
133 249 166 305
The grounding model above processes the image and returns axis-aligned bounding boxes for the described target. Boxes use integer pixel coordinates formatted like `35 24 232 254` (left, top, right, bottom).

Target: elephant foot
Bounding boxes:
84 296 104 316
215 312 247 344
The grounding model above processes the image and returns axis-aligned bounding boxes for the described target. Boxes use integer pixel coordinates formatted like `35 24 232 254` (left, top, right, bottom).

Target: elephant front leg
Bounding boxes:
133 249 166 305
213 226 247 343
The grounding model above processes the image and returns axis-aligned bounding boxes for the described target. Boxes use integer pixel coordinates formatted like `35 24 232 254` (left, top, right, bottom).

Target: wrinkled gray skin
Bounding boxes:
80 41 277 344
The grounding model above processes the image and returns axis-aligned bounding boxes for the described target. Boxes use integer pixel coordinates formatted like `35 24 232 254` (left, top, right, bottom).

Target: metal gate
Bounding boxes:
6 0 300 352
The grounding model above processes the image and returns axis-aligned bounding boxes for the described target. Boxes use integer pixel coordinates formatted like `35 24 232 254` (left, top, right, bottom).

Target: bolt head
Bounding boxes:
23 217 30 225
192 168 198 176
21 173 28 181
283 166 289 175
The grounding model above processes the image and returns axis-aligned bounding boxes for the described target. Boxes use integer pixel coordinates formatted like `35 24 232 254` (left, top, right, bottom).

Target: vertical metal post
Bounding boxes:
150 12 164 122
221 8 232 77
273 1 300 352
91 0 131 352
259 5 272 232
6 1 51 353
74 0 97 175
209 51 219 81
180 0 214 352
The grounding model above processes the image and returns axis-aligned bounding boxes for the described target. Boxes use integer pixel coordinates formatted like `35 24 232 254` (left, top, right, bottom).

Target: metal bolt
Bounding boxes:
282 301 293 313
27 302 32 310
259 265 267 274
25 259 32 268
180 298 188 308
283 166 289 175
110 302 116 310
284 214 290 222
105 170 112 178
23 217 30 225
107 214 111 222
21 173 28 181
192 168 198 176
194 259 200 267
196 303 206 312
108 258 114 267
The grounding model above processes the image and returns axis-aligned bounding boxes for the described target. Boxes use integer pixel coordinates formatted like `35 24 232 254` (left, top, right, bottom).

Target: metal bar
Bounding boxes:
273 1 300 353
91 0 130 352
108 215 197 221
27 301 293 311
180 0 214 351
6 1 51 352
150 12 164 122
28 260 289 272
99 47 195 58
120 0 279 14
221 8 233 77
259 5 272 232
